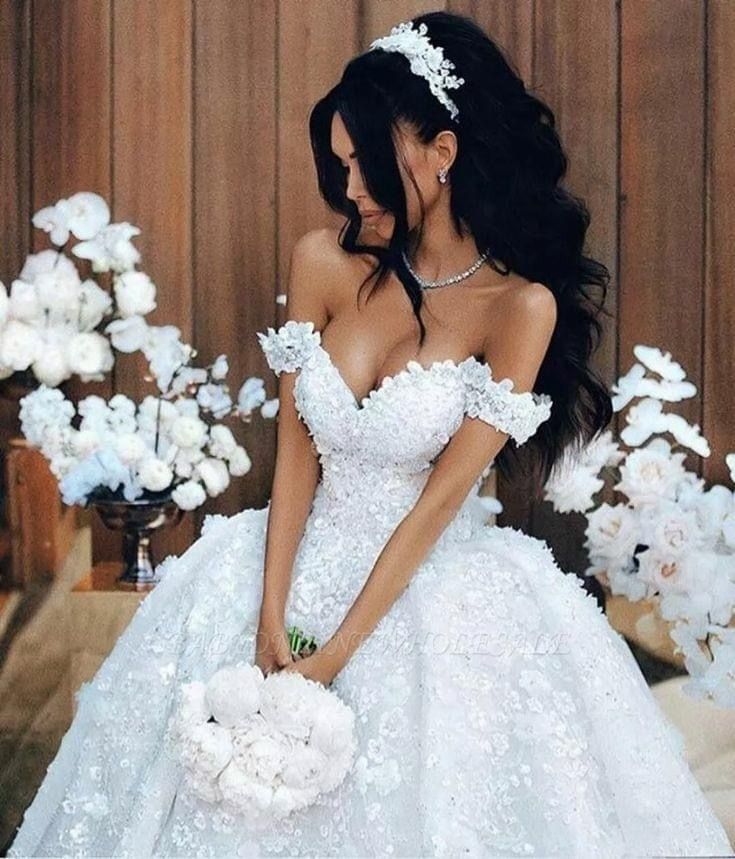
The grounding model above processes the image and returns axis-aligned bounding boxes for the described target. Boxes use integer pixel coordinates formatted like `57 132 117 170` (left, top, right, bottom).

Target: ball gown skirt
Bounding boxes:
7 320 733 858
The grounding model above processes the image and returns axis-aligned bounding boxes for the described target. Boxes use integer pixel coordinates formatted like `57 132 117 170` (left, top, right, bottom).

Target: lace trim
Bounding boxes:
460 357 552 446
256 319 321 376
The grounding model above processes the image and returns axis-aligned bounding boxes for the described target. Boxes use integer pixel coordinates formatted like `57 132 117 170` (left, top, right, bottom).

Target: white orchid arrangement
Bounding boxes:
16 191 280 511
174 662 356 826
0 192 168 386
543 345 735 707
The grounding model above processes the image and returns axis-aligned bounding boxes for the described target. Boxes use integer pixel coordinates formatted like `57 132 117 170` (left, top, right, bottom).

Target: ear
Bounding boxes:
433 129 458 170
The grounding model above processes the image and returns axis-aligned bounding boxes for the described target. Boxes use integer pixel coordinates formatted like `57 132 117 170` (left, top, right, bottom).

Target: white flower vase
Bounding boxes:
89 490 185 591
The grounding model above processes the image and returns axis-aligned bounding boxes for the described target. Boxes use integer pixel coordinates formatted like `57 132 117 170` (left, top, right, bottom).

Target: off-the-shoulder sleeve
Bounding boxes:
459 358 553 446
256 319 321 376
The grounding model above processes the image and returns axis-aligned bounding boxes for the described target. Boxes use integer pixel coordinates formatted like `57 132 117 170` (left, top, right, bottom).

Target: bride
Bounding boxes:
8 11 733 859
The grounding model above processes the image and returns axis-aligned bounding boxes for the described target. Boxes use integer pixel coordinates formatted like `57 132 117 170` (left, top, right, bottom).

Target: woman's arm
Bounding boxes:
315 283 558 678
256 231 331 670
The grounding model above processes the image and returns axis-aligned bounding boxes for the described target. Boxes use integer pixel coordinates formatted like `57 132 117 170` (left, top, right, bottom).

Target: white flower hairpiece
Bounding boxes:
369 21 465 122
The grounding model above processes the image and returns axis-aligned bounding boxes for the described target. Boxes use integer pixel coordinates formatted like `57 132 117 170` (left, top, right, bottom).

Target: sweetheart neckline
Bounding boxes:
311 339 487 413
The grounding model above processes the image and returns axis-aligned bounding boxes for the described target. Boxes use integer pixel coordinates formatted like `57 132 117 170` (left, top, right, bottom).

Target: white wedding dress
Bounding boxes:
8 319 733 858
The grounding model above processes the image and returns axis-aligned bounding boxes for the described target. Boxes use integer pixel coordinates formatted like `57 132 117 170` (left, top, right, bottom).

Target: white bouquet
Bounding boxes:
174 661 357 827
543 344 735 707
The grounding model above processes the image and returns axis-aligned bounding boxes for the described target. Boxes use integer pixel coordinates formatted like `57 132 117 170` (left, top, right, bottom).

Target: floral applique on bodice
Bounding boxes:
256 319 554 554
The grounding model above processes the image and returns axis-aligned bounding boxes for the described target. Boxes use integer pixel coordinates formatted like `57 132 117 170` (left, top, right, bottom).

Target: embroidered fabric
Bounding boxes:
7 319 732 858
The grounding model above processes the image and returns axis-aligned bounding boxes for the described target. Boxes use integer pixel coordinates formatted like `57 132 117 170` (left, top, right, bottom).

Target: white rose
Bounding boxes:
138 457 173 492
195 457 230 497
584 503 639 563
171 415 208 450
228 446 252 477
114 270 157 318
643 505 703 559
67 332 114 378
172 480 206 511
615 444 687 506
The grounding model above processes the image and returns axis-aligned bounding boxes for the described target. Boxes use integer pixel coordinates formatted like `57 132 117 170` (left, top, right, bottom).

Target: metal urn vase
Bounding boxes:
90 489 186 590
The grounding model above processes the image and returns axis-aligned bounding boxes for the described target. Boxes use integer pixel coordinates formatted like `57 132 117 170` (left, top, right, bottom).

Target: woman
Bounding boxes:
9 11 732 858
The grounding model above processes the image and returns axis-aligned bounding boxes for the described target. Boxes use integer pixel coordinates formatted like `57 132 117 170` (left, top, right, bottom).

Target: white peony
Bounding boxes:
138 457 173 492
181 722 233 778
218 762 273 814
205 664 264 728
172 480 206 511
114 270 157 318
309 699 355 757
280 745 328 790
258 673 317 741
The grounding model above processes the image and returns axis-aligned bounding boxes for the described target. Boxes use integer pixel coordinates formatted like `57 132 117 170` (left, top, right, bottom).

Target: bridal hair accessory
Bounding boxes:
368 21 465 122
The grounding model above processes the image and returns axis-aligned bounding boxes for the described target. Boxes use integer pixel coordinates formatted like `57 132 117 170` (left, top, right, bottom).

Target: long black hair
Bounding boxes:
308 10 613 494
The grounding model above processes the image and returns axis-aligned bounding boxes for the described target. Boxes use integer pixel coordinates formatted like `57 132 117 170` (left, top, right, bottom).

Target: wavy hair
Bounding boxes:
308 10 613 493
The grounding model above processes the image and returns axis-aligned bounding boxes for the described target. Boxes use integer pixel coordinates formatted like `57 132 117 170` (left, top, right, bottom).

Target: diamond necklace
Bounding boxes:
401 248 490 289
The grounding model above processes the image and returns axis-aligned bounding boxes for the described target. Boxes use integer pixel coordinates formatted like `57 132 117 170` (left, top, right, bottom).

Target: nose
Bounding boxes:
345 165 367 203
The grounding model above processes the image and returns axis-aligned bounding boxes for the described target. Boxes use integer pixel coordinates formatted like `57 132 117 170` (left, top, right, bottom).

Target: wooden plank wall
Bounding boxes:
0 0 732 575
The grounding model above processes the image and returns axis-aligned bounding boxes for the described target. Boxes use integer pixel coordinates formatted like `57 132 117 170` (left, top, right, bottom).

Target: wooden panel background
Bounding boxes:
0 0 732 576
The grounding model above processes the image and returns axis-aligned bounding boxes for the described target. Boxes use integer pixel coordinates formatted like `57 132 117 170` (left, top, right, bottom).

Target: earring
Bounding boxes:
438 167 448 184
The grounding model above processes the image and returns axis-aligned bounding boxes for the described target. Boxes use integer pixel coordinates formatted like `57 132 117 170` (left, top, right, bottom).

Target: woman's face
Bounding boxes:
330 111 448 243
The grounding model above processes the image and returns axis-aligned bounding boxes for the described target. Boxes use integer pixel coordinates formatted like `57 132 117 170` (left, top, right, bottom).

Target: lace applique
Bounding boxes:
460 357 553 446
256 319 321 376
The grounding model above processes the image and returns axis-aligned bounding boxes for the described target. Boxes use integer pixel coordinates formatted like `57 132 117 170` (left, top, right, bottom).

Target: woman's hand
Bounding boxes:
279 647 342 687
254 614 294 676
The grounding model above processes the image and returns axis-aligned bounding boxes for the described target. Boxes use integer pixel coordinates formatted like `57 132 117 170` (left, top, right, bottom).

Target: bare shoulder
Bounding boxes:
488 279 557 330
290 227 375 313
